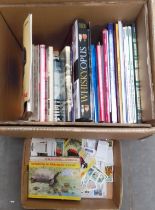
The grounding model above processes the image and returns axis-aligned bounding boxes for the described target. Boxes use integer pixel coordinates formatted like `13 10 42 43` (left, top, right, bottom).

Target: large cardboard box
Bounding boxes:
0 0 154 140
21 139 122 210
0 0 154 209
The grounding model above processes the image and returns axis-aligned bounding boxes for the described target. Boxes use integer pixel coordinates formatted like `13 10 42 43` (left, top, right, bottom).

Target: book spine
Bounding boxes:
37 45 40 121
102 29 110 123
40 44 46 122
30 45 39 121
108 23 117 123
118 21 127 123
47 46 54 121
123 27 131 123
91 45 99 123
73 20 90 121
132 23 142 123
115 23 122 123
65 47 72 121
88 27 93 122
128 26 137 123
53 52 64 121
96 43 105 122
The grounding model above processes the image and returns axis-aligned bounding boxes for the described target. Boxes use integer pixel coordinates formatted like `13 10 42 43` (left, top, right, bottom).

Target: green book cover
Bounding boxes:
132 23 142 123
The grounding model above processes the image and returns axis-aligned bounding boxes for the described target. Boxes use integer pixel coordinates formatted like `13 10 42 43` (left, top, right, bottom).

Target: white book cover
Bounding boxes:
31 138 56 157
60 46 72 121
53 51 65 121
30 45 40 121
23 14 33 113
118 21 127 123
47 46 54 121
123 27 132 123
108 24 117 123
40 45 46 122
128 26 137 123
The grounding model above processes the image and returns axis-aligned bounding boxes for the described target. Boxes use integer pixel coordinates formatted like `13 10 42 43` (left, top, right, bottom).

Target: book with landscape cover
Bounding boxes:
28 157 81 200
72 19 91 121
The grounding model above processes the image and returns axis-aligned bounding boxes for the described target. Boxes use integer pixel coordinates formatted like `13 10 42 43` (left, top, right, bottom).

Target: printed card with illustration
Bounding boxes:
64 139 82 156
81 165 107 198
55 139 64 156
28 157 81 200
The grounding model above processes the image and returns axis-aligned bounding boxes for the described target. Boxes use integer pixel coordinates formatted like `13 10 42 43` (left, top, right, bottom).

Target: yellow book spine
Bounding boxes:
115 23 123 123
28 194 81 200
29 161 80 169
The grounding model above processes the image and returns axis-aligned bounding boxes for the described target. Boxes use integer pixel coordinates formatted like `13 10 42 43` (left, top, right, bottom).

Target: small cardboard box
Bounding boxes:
21 139 122 210
0 0 154 140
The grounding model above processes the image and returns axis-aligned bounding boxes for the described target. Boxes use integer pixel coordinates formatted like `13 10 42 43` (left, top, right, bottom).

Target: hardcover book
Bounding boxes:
102 29 110 123
53 51 65 121
90 45 99 123
107 23 117 123
72 19 91 121
30 45 40 121
118 21 127 123
46 46 54 121
96 43 105 122
23 14 33 118
60 46 72 121
123 26 131 123
132 23 142 123
115 23 123 123
28 157 81 200
40 44 46 122
128 26 137 123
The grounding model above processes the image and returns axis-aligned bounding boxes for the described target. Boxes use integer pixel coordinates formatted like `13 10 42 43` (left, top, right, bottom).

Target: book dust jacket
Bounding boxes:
72 19 90 121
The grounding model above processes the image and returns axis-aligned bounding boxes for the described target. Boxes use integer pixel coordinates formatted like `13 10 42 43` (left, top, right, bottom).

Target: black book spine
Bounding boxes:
77 20 90 120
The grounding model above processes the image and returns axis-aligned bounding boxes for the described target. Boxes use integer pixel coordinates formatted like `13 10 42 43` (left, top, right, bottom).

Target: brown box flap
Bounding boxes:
0 122 152 140
148 0 155 112
0 0 147 4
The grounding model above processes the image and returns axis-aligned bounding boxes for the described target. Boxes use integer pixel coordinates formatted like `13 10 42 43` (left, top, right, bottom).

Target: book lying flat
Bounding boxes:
28 157 81 200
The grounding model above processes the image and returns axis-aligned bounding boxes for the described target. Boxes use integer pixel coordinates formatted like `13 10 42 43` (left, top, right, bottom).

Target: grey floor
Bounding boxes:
0 136 155 210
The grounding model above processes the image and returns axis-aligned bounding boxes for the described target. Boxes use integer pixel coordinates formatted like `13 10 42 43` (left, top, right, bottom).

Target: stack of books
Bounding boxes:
28 138 114 200
23 15 141 124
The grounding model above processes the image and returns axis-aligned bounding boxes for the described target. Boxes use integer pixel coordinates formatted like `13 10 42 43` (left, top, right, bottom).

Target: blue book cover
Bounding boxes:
107 23 118 123
90 45 98 123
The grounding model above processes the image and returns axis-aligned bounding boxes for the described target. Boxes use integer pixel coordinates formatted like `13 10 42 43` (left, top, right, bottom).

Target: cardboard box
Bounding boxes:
21 139 122 210
0 0 154 140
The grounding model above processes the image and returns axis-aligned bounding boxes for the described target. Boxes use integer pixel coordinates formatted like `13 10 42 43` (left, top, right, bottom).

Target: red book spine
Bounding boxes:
96 44 105 122
40 45 46 122
102 29 110 123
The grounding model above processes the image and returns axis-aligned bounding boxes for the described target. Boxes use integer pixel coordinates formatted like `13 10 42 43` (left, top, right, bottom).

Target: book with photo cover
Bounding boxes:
28 157 81 200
